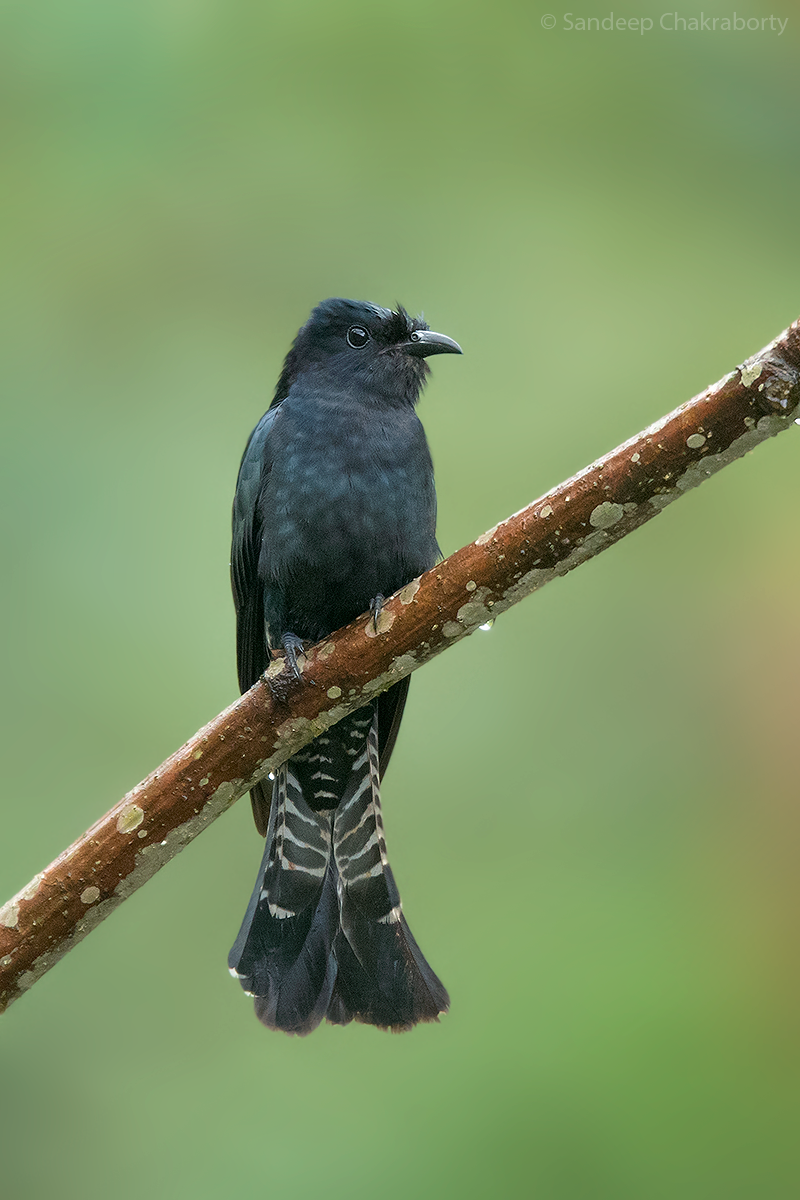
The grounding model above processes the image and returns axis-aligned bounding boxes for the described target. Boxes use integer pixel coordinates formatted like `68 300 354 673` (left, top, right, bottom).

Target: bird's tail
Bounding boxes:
228 705 449 1035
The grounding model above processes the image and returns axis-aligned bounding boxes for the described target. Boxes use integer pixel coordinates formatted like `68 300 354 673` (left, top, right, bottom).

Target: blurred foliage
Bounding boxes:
2 1 800 1197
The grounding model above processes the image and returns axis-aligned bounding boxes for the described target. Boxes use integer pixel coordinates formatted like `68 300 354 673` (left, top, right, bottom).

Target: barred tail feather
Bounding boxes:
327 913 449 1030
329 715 449 1029
252 865 340 1034
228 765 339 1035
229 704 448 1035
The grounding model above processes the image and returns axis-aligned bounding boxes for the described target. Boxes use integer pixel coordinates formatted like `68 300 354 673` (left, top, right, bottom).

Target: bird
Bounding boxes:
227 298 462 1035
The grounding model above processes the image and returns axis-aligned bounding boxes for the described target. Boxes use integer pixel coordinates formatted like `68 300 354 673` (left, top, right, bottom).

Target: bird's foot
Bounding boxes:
281 632 306 682
369 594 385 634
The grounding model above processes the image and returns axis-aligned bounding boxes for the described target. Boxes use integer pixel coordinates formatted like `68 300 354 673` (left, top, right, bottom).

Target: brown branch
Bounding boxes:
2 319 800 1013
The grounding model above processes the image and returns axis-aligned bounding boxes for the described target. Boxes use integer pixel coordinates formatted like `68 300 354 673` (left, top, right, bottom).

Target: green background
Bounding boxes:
2 2 799 1196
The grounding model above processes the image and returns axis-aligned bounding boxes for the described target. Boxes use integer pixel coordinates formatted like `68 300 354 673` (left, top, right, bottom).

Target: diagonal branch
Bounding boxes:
2 319 799 1013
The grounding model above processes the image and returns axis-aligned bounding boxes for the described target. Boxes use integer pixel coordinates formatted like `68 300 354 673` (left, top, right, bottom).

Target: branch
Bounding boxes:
3 319 800 1013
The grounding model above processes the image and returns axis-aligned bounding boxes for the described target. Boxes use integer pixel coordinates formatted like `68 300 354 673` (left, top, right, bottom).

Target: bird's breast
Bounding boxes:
260 395 437 636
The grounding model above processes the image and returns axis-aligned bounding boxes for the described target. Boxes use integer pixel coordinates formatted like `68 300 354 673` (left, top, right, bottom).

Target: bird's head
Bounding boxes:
272 298 462 408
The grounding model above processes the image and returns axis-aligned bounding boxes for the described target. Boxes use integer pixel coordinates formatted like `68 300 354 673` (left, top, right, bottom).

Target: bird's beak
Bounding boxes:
403 330 463 358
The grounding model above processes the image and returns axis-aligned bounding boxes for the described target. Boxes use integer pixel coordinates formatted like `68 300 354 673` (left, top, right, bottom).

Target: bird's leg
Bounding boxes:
369 594 385 634
281 632 306 682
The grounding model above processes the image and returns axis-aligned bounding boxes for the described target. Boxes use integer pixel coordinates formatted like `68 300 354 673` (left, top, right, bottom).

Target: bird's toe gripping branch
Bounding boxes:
280 632 307 682
369 594 385 634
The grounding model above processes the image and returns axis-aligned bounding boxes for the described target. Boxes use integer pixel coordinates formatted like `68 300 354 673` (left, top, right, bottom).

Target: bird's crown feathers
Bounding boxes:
272 298 430 405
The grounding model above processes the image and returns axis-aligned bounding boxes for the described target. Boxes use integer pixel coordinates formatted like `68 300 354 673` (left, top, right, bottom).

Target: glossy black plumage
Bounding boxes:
228 298 460 1034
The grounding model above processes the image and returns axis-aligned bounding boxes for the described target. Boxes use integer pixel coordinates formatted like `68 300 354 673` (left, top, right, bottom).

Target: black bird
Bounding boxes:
228 298 462 1034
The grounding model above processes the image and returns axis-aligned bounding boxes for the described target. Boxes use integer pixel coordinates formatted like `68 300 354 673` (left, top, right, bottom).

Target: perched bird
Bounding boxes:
228 298 462 1034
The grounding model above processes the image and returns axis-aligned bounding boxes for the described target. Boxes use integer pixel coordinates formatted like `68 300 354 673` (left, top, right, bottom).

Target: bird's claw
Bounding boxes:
369 594 385 634
281 632 306 682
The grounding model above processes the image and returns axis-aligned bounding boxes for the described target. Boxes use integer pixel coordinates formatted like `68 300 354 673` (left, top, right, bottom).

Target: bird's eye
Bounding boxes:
346 326 369 348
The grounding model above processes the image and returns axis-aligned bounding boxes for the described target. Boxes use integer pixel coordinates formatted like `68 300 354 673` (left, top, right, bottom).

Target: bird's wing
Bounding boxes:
377 677 410 780
231 407 278 693
232 407 279 836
